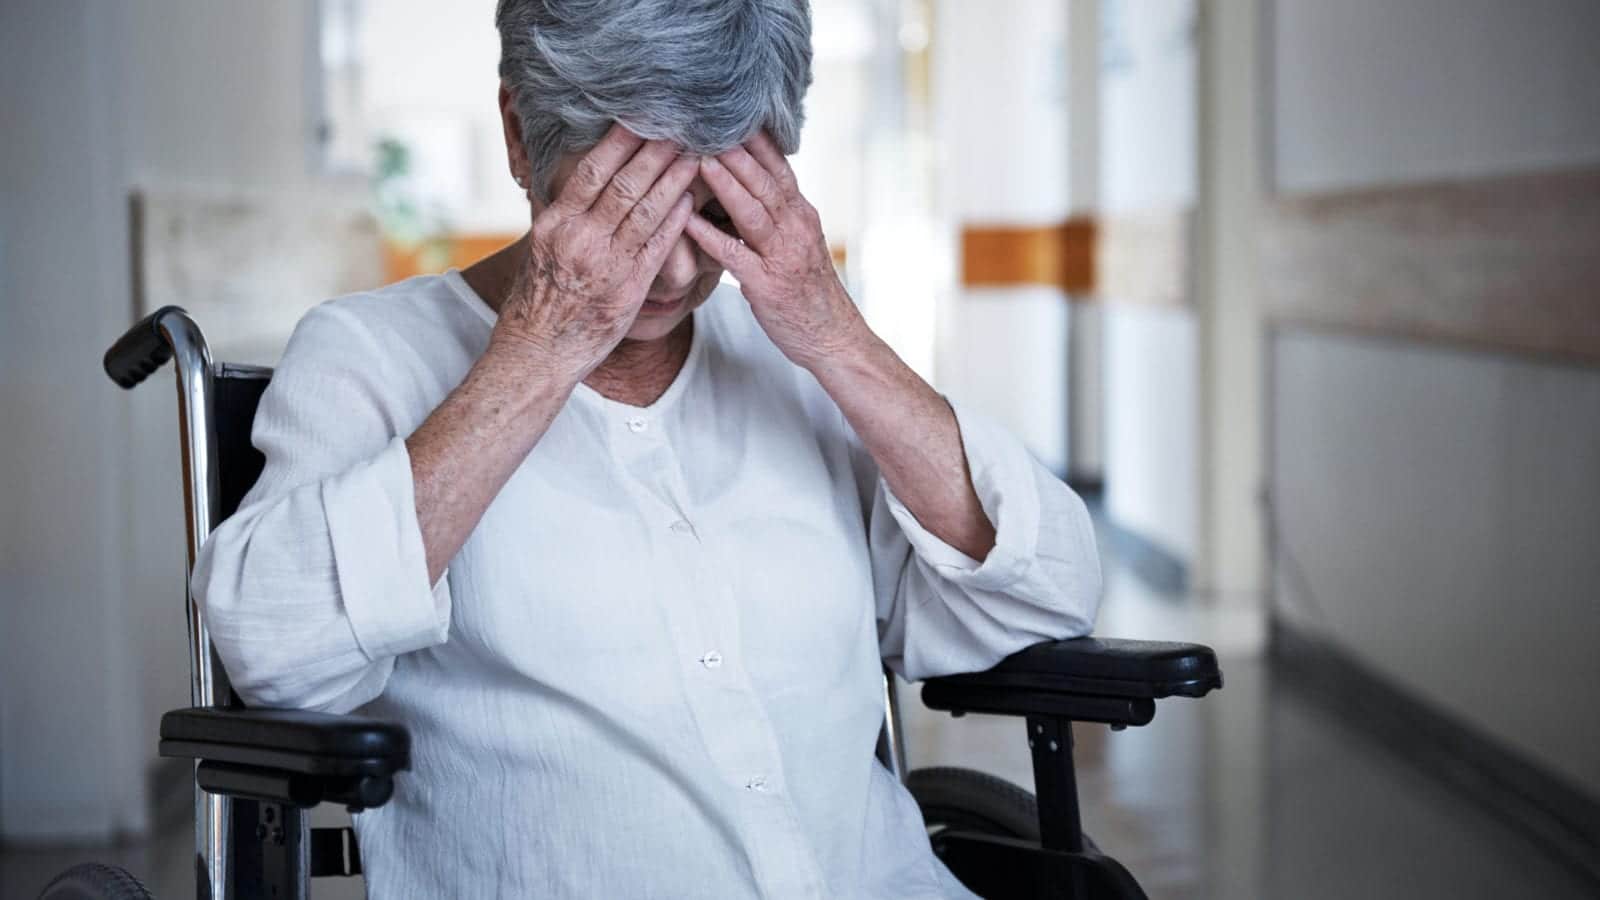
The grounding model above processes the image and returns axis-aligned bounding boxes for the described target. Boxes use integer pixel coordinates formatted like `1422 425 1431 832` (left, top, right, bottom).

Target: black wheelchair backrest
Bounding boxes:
213 363 272 521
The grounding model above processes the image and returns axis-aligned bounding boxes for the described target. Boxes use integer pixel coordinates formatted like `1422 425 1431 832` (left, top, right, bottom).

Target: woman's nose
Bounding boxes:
651 234 701 295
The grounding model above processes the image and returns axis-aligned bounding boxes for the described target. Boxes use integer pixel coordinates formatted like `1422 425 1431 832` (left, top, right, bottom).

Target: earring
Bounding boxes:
515 174 528 188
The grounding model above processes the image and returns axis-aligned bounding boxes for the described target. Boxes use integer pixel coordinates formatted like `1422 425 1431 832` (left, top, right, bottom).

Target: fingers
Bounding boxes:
686 211 760 275
613 155 699 250
590 140 682 229
712 145 789 217
639 194 698 269
552 124 644 214
745 130 799 192
699 156 777 250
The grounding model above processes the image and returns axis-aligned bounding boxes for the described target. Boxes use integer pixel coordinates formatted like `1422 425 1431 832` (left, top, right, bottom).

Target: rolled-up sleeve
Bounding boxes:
863 399 1102 681
192 304 450 714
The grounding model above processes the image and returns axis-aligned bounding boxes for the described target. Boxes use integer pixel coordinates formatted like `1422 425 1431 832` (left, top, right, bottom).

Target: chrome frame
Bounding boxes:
879 670 910 782
154 309 234 900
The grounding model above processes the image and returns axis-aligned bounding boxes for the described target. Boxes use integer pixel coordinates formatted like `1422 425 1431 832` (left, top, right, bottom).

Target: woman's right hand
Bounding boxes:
490 125 699 382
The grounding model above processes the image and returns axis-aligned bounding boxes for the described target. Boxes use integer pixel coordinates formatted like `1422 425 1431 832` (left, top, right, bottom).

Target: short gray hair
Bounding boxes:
495 0 813 200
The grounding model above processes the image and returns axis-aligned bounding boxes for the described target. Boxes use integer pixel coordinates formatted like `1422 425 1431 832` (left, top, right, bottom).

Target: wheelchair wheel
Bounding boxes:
907 766 1040 841
36 863 153 900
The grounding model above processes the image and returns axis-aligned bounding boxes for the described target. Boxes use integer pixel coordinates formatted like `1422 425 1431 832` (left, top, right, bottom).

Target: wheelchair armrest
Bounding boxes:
161 706 410 775
161 706 411 809
919 637 1223 728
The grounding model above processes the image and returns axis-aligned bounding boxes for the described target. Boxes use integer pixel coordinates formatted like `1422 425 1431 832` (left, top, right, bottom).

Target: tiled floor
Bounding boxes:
5 528 1594 898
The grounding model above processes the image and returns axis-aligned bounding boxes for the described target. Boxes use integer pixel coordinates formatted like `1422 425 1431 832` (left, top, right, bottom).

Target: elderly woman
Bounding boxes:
194 0 1100 896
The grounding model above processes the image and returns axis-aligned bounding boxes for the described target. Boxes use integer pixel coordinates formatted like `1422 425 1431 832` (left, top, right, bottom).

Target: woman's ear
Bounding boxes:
499 81 532 192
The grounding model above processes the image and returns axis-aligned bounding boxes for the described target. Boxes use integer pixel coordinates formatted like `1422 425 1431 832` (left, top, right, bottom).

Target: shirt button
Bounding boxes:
699 650 723 669
745 775 768 792
670 519 694 535
625 416 648 433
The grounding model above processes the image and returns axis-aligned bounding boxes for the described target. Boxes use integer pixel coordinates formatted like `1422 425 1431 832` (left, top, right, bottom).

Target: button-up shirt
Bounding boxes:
193 271 1102 898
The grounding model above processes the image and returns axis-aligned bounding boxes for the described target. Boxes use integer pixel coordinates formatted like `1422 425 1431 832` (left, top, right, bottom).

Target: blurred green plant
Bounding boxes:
371 136 454 271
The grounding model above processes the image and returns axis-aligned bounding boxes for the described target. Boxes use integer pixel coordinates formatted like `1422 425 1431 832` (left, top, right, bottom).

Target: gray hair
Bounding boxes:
495 0 813 200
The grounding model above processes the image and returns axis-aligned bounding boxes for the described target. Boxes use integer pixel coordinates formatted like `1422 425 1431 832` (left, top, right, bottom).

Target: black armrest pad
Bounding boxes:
956 637 1223 699
919 637 1223 726
160 706 410 778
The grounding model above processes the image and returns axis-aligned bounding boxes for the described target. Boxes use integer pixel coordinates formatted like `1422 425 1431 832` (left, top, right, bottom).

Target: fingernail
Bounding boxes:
702 156 722 170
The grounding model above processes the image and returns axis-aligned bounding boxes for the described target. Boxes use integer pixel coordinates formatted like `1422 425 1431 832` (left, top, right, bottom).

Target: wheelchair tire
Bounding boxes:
36 863 153 900
907 766 1041 841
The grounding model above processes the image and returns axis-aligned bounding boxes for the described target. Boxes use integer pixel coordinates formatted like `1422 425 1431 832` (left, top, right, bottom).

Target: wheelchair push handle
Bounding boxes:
104 305 187 388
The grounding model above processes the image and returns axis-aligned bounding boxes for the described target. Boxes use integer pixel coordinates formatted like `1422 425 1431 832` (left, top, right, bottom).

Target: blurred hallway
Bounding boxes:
4 0 1598 897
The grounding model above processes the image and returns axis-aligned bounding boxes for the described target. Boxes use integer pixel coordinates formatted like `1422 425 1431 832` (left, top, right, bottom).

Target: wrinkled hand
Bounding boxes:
686 132 867 371
493 125 697 381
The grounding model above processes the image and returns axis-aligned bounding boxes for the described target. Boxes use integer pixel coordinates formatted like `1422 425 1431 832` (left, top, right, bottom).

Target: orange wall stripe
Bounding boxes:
383 234 518 283
960 218 1096 293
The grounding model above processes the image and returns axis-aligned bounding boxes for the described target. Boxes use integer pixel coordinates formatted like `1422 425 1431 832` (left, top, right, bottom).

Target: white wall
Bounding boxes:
1272 333 1600 796
1269 0 1600 797
934 0 1072 473
940 288 1071 471
938 0 1073 226
1065 0 1104 481
0 0 324 841
1193 0 1265 600
1 0 145 842
1103 304 1198 560
124 1 319 189
1100 0 1196 213
1274 0 1600 193
1098 0 1199 561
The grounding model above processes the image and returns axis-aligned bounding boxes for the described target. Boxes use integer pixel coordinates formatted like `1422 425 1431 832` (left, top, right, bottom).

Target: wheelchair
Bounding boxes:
43 306 1222 900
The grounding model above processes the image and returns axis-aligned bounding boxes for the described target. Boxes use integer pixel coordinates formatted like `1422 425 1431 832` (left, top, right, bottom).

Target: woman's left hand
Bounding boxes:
687 132 868 371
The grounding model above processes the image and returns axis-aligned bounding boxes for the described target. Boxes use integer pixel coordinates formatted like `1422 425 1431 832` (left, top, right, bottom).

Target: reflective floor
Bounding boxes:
905 657 1598 899
5 523 1594 899
902 520 1596 899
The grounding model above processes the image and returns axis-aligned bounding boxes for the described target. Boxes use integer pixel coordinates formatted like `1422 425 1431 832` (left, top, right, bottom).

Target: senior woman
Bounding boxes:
194 0 1101 896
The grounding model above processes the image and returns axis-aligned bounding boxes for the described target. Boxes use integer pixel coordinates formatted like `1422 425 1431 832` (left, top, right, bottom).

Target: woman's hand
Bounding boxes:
492 125 699 381
686 132 868 371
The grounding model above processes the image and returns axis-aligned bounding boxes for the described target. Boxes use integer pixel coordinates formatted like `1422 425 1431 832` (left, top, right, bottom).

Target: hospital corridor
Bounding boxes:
2 1 1597 898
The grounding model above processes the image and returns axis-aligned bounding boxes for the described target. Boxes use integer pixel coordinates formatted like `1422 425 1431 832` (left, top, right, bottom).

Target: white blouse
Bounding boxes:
193 271 1102 899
